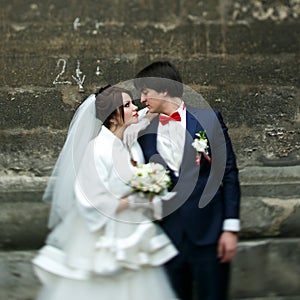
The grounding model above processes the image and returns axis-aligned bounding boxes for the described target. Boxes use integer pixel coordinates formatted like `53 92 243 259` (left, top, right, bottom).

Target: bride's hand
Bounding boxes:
116 194 152 213
123 118 150 149
127 193 152 209
116 197 130 213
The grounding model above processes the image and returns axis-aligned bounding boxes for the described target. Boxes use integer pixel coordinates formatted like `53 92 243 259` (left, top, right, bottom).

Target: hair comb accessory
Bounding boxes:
95 84 112 96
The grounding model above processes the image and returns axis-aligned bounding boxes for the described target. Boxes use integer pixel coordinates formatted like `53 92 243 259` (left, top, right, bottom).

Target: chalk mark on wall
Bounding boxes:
53 59 72 86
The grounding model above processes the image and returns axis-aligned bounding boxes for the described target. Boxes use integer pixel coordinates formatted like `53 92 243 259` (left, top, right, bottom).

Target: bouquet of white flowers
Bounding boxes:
129 162 171 195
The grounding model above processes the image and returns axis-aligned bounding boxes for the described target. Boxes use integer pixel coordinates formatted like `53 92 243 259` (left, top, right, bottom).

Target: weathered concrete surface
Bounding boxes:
0 89 74 130
1 0 300 298
230 239 300 299
239 166 300 198
0 130 67 174
240 197 300 238
1 239 299 300
1 1 299 169
0 171 46 202
0 251 39 300
0 202 49 250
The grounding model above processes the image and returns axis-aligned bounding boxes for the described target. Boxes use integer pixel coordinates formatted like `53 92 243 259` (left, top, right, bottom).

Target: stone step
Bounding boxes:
0 196 299 249
241 182 300 198
1 180 299 202
0 173 48 202
0 251 39 300
0 165 299 249
239 165 300 198
0 238 299 300
240 196 300 239
1 166 299 202
239 165 300 182
230 238 300 299
0 202 49 250
2 180 299 202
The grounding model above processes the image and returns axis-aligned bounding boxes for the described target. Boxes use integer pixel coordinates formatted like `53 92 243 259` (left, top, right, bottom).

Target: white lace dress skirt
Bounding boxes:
33 208 178 300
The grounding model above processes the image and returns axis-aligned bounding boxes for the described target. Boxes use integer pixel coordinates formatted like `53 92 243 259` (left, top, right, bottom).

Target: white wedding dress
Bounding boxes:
33 127 178 300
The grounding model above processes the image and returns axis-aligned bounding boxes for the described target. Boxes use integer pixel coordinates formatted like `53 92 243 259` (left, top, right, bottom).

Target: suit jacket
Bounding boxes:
138 105 240 247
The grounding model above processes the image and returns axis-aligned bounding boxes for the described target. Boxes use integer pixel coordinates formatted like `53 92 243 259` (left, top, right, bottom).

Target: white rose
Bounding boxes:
192 138 207 153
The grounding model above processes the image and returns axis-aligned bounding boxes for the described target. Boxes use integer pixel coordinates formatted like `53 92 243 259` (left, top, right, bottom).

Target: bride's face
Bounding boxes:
122 92 138 126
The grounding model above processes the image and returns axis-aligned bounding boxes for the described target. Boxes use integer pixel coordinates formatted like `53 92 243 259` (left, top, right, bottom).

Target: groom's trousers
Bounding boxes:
165 235 230 300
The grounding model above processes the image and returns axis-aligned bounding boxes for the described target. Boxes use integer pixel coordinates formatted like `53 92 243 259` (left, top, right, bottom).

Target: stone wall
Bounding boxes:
0 0 299 299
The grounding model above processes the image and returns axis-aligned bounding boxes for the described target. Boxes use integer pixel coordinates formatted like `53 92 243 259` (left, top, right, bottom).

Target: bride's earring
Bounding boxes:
110 119 119 132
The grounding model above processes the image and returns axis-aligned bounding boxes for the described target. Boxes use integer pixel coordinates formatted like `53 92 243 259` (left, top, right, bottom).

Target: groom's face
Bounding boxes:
140 88 165 113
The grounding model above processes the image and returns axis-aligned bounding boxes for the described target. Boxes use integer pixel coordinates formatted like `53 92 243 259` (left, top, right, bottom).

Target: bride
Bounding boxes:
32 85 178 299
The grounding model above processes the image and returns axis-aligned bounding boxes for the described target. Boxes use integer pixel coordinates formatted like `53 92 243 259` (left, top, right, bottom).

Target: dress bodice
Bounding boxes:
74 126 145 231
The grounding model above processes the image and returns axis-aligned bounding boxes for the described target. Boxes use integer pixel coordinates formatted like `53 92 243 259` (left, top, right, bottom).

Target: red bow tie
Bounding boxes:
159 111 181 125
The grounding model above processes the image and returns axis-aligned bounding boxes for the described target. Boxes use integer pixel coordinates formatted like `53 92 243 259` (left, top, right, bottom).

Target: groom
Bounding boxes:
134 61 241 300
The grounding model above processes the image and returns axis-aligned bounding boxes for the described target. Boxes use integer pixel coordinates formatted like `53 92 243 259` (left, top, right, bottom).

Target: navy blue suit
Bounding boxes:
138 106 240 300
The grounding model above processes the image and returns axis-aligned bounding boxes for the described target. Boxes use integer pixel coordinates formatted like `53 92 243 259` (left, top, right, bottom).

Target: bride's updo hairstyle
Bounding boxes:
95 85 133 129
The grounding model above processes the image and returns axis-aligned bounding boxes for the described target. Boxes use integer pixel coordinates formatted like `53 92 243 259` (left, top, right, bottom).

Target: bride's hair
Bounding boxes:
95 85 133 129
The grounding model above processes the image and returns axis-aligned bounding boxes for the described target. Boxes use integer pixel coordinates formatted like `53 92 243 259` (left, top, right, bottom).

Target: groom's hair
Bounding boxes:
134 61 183 98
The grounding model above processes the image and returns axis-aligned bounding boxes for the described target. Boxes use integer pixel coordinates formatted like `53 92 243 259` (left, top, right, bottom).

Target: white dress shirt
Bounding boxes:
157 102 186 177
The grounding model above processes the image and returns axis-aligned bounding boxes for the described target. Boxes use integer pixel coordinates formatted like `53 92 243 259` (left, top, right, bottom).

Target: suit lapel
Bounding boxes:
186 108 199 140
180 107 199 169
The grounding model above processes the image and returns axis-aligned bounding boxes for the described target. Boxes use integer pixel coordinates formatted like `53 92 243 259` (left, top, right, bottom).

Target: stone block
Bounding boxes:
137 24 207 56
1 23 139 56
225 22 300 54
0 56 66 88
1 54 299 97
1 0 191 24
239 166 300 238
0 251 39 300
239 165 300 186
0 173 47 203
0 89 73 129
0 203 50 250
1 22 208 57
240 165 300 198
228 126 300 167
240 197 300 238
194 85 299 128
230 239 300 298
0 129 66 174
0 54 142 89
180 54 300 86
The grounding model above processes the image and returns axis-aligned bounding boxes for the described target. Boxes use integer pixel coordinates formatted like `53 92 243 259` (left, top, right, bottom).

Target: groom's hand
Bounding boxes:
217 231 238 263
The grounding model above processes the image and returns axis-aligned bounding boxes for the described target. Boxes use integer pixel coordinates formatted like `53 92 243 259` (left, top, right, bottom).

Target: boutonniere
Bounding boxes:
191 130 211 165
